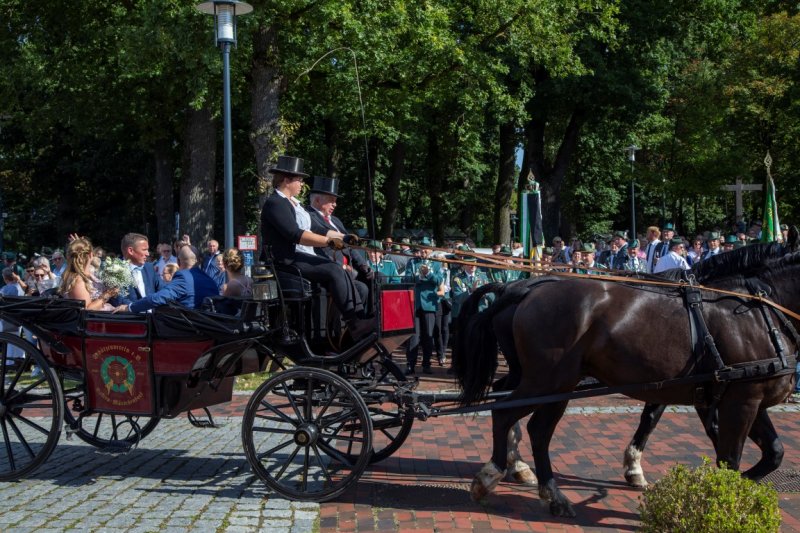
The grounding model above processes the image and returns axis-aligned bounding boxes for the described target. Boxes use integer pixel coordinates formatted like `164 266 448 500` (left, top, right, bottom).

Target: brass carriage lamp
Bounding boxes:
195 0 253 249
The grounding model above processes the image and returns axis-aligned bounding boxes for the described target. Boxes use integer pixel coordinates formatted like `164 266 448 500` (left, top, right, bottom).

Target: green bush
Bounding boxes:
639 458 781 532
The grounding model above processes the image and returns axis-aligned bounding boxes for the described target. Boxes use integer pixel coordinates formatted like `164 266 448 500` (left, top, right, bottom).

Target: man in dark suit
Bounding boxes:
114 246 218 313
260 156 373 340
111 233 163 306
305 176 371 305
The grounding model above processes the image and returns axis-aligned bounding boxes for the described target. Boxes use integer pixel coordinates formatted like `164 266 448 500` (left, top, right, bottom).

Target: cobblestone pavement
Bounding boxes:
5 364 800 532
0 416 318 533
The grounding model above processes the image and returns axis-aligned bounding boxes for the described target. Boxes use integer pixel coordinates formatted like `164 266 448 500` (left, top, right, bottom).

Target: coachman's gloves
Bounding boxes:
343 234 360 246
327 238 345 250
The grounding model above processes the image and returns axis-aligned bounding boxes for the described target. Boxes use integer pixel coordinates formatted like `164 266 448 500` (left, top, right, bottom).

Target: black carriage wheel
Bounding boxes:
242 367 373 502
0 332 63 481
347 354 414 464
60 372 160 449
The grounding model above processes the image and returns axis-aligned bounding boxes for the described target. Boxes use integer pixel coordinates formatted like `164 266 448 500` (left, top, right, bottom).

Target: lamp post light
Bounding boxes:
624 144 639 242
196 0 253 249
509 212 518 245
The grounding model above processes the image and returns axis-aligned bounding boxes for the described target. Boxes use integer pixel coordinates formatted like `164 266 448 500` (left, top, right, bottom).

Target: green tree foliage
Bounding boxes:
0 0 798 253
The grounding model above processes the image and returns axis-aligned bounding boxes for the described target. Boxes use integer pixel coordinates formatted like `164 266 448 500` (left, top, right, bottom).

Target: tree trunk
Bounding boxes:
324 118 341 179
153 138 174 244
249 21 285 223
380 140 406 239
493 121 517 245
180 106 217 246
426 128 444 244
523 107 584 241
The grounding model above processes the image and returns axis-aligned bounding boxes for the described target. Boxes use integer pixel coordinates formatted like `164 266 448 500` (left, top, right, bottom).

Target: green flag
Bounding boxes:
761 152 781 243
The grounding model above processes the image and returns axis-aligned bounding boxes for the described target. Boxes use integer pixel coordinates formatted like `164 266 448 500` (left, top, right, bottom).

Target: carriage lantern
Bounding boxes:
195 0 253 249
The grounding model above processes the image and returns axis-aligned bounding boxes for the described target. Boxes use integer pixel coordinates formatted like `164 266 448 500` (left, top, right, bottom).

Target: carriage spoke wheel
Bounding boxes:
346 355 414 464
0 332 63 480
60 373 159 450
242 367 373 502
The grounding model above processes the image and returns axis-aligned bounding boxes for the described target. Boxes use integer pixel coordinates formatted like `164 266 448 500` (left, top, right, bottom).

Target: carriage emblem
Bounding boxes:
100 355 136 396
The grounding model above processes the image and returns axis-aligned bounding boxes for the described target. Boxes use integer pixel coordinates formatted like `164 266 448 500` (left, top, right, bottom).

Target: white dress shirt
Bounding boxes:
653 251 690 273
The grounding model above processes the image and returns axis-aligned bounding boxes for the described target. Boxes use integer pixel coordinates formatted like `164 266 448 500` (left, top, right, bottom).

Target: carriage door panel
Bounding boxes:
83 314 154 416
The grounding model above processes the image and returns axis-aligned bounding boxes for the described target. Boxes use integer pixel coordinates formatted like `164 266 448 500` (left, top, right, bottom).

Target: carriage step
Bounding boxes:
187 408 220 428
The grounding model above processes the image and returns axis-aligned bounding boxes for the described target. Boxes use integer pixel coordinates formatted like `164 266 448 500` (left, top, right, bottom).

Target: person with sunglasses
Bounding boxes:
50 250 67 277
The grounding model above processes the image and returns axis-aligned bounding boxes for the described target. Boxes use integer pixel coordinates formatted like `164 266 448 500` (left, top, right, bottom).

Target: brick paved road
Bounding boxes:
4 375 800 532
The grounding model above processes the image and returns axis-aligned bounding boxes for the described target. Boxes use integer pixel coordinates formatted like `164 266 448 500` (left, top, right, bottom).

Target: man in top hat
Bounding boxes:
306 175 372 304
702 231 722 260
781 224 789 243
260 156 373 340
622 239 647 273
654 237 690 273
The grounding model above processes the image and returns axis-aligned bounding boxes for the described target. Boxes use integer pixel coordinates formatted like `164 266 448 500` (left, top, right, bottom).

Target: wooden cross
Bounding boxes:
722 177 762 222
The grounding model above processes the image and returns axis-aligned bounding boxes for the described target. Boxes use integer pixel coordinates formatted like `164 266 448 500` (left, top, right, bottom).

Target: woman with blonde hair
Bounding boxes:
59 238 118 310
222 248 252 298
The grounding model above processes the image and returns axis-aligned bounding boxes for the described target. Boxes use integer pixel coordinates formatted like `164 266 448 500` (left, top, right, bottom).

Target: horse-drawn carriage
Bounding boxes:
2 235 800 515
0 259 419 502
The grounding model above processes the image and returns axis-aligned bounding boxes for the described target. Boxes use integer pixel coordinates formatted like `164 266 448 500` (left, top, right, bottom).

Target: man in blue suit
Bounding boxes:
110 233 162 306
114 246 218 313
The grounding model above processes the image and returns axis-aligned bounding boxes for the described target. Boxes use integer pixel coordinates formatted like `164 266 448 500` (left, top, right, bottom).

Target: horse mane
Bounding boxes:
691 242 788 285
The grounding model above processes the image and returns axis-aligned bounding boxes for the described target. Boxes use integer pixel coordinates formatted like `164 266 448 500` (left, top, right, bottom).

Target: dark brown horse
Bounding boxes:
453 231 800 517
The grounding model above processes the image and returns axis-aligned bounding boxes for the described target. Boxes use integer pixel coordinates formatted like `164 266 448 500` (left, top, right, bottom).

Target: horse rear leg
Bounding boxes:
507 421 537 485
527 400 575 517
742 409 783 481
470 406 534 502
623 403 666 487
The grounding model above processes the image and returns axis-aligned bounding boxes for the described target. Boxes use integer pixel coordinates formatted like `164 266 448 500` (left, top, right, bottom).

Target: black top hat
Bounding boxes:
269 155 309 177
309 176 341 197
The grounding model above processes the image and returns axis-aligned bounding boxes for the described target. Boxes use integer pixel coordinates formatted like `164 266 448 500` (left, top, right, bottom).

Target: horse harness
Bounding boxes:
681 273 800 418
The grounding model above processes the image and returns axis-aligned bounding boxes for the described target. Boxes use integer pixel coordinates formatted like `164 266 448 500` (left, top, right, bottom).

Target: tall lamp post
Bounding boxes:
196 0 253 249
509 212 518 246
624 144 639 241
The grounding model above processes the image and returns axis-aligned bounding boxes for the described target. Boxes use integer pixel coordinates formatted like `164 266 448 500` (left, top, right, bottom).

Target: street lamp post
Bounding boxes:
624 144 639 241
509 212 518 246
196 0 253 250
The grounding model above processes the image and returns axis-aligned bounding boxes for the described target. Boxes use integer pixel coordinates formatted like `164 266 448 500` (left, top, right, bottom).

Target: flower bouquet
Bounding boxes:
99 257 134 293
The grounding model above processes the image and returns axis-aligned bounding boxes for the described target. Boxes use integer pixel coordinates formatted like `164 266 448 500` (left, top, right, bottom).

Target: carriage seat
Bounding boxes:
273 264 314 300
152 302 267 341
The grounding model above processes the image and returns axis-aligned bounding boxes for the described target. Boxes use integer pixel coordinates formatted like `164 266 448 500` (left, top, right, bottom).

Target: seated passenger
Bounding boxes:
60 238 119 310
222 248 253 298
113 246 218 313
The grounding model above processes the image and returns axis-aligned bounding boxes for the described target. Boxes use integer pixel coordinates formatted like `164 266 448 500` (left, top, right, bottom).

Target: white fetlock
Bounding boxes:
470 461 505 502
623 446 648 488
508 459 538 486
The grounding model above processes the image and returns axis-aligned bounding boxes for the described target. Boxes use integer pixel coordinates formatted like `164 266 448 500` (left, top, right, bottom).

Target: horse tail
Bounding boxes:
453 279 541 406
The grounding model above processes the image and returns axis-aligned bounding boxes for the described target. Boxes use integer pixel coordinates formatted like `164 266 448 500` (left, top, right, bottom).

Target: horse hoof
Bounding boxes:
625 472 648 488
470 478 490 502
549 500 577 518
470 461 505 502
508 461 538 486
